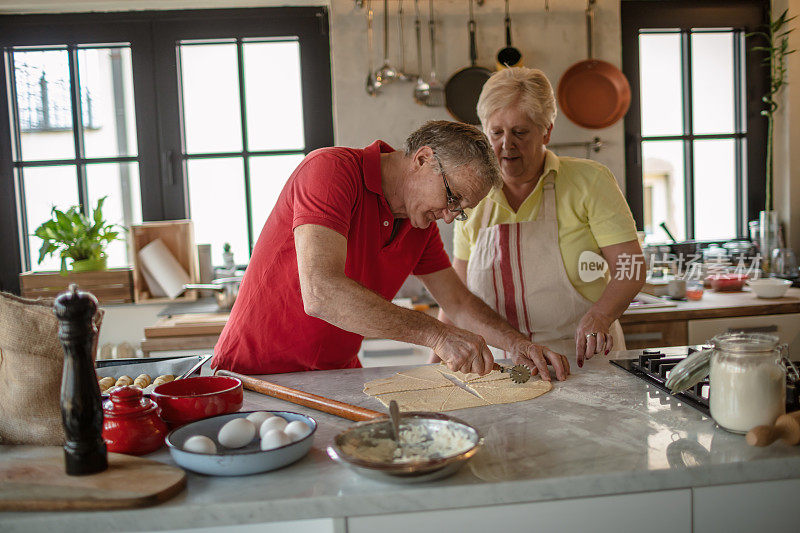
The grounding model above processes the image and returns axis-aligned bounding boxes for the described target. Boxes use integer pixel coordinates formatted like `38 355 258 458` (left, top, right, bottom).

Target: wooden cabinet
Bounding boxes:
622 320 688 350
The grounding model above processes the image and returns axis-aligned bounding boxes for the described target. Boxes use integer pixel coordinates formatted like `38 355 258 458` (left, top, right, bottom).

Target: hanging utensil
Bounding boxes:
395 0 411 81
413 0 430 104
376 0 398 85
444 0 492 124
557 0 631 129
366 0 382 95
496 0 523 69
425 0 446 107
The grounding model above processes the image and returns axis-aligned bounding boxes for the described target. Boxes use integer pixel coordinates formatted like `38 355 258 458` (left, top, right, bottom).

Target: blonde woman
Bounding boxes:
436 67 644 372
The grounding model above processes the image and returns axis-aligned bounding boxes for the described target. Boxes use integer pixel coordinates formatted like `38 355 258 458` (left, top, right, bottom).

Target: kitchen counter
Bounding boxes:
3 351 799 532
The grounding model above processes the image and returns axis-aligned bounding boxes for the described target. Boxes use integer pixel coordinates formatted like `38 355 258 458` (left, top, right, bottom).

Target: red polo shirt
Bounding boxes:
211 140 451 374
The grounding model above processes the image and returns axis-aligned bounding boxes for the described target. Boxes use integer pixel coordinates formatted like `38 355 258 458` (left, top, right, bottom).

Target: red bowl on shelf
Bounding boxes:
151 376 243 427
706 273 749 292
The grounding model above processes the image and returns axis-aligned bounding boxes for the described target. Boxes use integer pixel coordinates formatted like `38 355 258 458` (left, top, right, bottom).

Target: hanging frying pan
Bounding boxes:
557 0 630 129
445 0 492 125
496 0 522 69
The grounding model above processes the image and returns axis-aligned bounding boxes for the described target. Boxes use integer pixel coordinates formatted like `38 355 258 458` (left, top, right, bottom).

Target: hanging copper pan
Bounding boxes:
557 0 630 129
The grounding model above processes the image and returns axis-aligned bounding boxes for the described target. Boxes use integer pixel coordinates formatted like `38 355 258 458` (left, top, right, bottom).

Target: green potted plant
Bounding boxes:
33 196 123 273
748 9 795 271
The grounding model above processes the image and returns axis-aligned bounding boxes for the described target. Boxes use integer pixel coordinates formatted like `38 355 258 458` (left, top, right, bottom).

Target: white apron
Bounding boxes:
465 174 625 358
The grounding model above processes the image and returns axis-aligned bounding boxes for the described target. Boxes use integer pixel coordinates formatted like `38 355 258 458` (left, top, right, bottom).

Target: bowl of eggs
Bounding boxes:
165 410 316 476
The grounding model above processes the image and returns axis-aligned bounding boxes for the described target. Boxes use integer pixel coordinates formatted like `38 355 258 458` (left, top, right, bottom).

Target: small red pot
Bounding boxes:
706 273 749 292
102 386 168 455
150 376 243 427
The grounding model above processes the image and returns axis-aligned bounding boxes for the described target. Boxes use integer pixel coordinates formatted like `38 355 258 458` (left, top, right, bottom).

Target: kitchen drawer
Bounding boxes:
688 313 800 355
622 320 688 350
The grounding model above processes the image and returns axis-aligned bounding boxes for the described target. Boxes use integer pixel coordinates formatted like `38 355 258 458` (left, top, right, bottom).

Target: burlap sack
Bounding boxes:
0 291 103 445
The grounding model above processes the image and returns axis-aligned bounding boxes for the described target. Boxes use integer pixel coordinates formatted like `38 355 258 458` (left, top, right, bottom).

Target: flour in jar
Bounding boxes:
709 360 786 433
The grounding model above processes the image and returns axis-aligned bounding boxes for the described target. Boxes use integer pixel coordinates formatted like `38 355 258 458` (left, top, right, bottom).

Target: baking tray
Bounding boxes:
96 354 211 396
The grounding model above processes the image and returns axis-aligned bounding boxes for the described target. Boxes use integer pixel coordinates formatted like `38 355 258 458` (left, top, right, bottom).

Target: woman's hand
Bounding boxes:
575 310 614 367
509 340 570 381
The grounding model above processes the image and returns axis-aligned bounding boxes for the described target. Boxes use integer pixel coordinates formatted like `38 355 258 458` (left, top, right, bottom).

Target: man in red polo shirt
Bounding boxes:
212 121 569 381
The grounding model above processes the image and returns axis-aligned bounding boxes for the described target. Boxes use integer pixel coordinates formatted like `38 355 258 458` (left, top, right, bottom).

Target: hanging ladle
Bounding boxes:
365 0 382 95
412 0 430 104
376 0 398 85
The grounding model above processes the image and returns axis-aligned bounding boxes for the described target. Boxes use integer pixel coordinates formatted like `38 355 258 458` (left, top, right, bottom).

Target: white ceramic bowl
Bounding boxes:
165 411 316 476
747 278 792 298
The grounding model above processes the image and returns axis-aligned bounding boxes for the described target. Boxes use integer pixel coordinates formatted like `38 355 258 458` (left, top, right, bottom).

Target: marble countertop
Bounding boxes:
3 351 800 531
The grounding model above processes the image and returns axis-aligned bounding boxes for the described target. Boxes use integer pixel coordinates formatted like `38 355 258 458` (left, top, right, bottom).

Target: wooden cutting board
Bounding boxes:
0 446 186 511
144 313 230 338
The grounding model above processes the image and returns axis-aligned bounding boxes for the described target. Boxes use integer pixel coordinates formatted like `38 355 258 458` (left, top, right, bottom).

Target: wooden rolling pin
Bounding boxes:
746 411 800 446
215 370 384 422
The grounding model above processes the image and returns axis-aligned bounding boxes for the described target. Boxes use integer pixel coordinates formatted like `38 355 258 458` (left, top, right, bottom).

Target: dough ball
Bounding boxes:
245 411 275 433
183 435 217 454
218 418 256 449
284 420 312 442
259 416 287 438
260 429 291 451
133 374 151 388
115 375 133 387
153 374 175 387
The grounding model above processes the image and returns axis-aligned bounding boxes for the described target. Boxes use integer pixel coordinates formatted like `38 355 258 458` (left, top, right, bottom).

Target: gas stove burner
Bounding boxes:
611 346 800 417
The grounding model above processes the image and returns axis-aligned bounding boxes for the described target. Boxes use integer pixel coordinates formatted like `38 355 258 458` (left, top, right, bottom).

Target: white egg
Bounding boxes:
245 411 275 432
217 418 256 448
259 416 287 438
284 420 312 442
260 429 291 451
183 435 217 454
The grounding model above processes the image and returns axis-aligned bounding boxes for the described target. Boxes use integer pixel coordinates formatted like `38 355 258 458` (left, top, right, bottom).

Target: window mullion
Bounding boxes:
235 38 254 255
6 51 30 271
67 45 88 214
733 30 745 239
681 30 695 240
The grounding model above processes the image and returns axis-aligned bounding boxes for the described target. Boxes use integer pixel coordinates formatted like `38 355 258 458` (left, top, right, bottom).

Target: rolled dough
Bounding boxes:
363 364 552 412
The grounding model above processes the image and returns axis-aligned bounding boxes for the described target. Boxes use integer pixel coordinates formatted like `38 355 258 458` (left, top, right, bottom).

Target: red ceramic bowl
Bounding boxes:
151 376 243 427
706 273 749 292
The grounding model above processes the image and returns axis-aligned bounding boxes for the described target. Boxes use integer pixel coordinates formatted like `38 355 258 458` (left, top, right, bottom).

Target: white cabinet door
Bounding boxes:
693 478 800 532
347 490 691 533
688 313 800 354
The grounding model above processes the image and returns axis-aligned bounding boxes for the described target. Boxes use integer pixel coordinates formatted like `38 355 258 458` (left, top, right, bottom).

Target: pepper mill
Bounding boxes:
54 284 108 475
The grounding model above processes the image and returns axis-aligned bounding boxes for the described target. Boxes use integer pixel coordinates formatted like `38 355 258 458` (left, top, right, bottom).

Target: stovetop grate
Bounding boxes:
611 346 800 417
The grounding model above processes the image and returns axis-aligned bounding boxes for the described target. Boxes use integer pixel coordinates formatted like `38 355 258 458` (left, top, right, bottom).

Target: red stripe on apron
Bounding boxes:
498 225 519 330
515 223 532 336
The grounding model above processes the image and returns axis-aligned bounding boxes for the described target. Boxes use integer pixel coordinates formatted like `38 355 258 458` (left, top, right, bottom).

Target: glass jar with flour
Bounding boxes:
709 333 787 434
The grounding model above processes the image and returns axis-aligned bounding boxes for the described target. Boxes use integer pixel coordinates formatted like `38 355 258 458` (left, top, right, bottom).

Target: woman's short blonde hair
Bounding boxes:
476 67 557 134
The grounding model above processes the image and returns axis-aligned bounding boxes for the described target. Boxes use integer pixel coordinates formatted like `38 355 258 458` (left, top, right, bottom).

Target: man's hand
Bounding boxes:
509 340 570 381
575 310 614 368
431 326 494 375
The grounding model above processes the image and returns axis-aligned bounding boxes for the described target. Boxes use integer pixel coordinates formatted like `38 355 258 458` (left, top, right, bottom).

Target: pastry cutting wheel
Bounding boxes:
493 363 531 383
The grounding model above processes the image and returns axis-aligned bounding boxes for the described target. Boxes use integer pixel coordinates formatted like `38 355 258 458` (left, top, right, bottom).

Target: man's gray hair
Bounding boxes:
404 120 502 189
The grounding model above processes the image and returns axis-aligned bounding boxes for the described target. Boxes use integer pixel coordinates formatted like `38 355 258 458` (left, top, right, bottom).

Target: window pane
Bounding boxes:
86 162 142 267
13 49 76 161
642 140 686 243
249 154 304 238
691 32 736 135
79 46 139 158
693 139 736 240
22 165 79 271
186 158 248 265
179 42 243 154
243 40 305 151
639 33 683 137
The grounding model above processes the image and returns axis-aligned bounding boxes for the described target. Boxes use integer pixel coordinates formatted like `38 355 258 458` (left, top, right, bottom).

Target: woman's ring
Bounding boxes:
585 332 598 339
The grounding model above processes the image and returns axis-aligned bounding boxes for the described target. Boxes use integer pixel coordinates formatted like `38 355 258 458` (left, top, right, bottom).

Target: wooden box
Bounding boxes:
131 220 199 303
19 268 134 304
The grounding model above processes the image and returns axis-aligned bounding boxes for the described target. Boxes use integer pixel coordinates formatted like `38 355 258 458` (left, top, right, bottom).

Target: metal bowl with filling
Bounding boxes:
327 412 482 483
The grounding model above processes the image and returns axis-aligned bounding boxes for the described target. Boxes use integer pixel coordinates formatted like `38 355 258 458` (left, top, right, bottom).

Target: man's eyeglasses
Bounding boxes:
433 154 468 221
